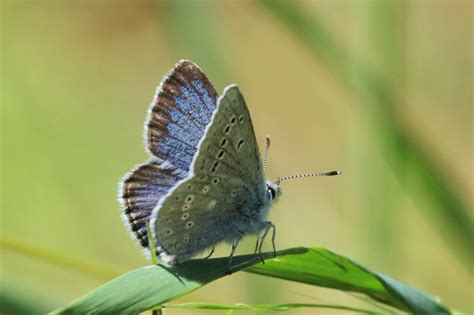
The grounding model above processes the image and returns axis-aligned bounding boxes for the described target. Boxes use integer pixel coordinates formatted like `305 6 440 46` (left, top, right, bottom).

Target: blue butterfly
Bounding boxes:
119 60 339 265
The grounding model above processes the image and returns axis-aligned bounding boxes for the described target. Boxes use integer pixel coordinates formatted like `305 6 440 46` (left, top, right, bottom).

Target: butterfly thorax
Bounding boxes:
224 178 281 241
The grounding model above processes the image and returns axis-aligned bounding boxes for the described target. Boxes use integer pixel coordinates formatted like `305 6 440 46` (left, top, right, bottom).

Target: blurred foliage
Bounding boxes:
259 0 473 269
1 0 472 314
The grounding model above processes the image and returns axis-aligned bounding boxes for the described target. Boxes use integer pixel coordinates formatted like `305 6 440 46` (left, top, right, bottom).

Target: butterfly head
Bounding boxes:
266 180 281 202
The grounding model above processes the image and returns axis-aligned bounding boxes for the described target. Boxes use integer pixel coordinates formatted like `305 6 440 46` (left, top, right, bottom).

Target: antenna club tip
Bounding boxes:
265 135 271 145
328 170 341 176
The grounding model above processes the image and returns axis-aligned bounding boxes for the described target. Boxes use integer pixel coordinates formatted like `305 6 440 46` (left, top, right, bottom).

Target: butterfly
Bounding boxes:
119 60 339 265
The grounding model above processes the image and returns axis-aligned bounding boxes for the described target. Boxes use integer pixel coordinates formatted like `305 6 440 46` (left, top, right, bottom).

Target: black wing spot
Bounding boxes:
210 161 219 172
237 138 244 151
220 137 228 147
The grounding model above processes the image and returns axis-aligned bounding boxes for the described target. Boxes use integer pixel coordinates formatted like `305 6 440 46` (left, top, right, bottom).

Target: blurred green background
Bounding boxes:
1 0 472 314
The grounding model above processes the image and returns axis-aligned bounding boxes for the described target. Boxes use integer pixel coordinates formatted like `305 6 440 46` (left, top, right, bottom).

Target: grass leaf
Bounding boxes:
52 247 450 314
161 302 379 314
246 248 449 315
51 251 274 315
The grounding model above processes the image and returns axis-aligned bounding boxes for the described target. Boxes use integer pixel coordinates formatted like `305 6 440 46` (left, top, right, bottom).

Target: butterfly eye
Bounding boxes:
267 187 276 200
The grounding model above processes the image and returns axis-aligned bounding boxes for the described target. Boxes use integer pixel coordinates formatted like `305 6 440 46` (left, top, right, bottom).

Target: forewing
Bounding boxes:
192 84 265 193
145 60 218 172
119 161 186 248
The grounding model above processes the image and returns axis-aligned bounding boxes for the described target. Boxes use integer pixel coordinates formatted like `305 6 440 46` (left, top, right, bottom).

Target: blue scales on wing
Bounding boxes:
119 60 219 248
146 60 219 172
120 162 186 248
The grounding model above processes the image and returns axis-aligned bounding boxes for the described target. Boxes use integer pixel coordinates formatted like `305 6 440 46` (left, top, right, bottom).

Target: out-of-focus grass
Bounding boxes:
0 286 51 315
258 0 473 269
158 0 230 84
1 236 122 280
358 0 407 269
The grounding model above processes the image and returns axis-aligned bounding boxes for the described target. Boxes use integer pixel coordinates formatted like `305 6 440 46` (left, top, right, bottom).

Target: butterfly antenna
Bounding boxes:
276 170 341 185
263 135 271 172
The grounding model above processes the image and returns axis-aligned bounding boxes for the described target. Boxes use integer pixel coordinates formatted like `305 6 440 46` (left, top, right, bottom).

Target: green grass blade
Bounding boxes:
245 248 449 315
52 247 450 315
161 302 379 314
258 0 473 269
51 251 275 315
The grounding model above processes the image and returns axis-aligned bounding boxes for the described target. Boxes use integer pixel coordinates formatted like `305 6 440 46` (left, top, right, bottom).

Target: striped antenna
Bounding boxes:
263 135 271 172
276 170 341 185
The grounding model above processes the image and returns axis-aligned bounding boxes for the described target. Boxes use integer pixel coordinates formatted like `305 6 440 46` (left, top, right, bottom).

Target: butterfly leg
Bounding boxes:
203 247 215 259
257 224 270 263
225 237 242 275
228 236 241 266
253 231 260 254
270 222 276 257
257 222 276 263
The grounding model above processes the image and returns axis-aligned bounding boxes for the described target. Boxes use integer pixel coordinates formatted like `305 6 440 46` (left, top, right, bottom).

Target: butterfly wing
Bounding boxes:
151 85 268 264
119 60 218 248
119 162 186 248
145 60 218 172
193 84 266 195
151 174 253 264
